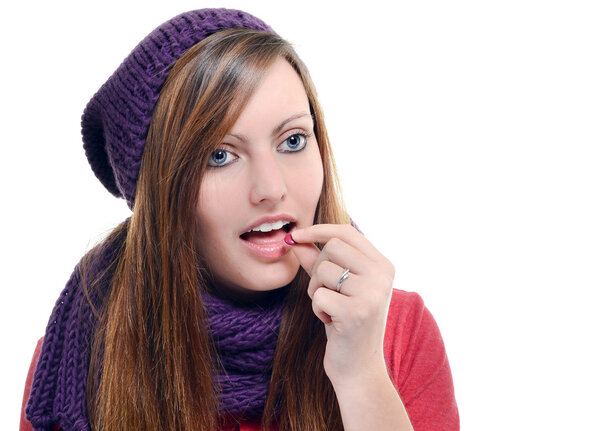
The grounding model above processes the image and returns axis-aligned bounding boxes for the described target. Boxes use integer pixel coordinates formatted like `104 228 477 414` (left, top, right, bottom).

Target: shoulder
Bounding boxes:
384 289 426 346
387 288 425 318
383 288 446 369
382 289 459 430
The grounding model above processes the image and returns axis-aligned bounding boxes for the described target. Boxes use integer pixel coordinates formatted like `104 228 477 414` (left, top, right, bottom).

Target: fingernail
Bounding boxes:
284 233 296 245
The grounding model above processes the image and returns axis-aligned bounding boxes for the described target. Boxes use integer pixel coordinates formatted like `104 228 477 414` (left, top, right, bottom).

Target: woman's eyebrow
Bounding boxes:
272 112 312 136
227 112 312 144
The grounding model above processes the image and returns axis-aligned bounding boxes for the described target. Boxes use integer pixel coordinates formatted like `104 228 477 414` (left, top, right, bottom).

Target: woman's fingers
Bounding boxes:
311 286 349 325
313 236 371 276
307 260 359 299
291 223 384 263
305 236 370 298
287 237 320 276
288 226 371 278
290 223 393 301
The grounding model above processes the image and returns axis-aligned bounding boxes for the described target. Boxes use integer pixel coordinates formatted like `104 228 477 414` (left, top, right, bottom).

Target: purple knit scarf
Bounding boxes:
25 225 287 430
203 288 287 419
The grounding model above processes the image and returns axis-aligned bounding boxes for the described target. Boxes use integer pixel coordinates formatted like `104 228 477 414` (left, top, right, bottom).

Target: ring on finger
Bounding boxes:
336 268 351 293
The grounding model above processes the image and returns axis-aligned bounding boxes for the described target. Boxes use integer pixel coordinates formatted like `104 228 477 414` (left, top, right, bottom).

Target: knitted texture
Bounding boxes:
81 8 275 210
202 288 287 418
25 229 124 431
25 222 289 430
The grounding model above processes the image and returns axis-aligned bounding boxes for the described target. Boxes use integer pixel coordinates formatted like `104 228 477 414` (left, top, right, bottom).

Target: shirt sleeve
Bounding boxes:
383 290 460 431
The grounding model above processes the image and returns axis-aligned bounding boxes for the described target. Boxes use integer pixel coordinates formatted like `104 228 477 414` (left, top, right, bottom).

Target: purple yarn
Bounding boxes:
25 223 289 430
203 289 287 418
81 8 276 210
26 230 123 431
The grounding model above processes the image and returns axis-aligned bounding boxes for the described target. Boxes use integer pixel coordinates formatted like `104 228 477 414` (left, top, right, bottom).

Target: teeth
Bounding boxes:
248 220 290 233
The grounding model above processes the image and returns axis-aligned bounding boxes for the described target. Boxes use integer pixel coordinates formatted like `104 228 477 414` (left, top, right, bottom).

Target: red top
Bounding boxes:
20 289 459 430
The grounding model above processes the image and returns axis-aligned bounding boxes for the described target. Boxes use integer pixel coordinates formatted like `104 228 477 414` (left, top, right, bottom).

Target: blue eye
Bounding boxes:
208 149 237 167
279 133 308 152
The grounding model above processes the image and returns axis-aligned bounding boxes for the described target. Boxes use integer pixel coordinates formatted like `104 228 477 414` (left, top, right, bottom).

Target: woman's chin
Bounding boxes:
239 270 298 293
212 264 299 300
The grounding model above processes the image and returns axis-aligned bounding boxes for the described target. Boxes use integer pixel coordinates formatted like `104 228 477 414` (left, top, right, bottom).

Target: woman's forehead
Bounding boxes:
227 59 311 133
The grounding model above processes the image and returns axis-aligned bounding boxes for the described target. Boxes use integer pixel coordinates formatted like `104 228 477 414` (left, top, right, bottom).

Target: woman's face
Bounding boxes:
195 57 324 295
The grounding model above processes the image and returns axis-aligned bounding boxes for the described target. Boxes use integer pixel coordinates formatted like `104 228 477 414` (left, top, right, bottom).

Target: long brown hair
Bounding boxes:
84 28 350 430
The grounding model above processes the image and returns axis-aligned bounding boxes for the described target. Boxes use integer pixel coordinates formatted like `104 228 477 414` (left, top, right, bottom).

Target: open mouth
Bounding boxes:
240 222 296 241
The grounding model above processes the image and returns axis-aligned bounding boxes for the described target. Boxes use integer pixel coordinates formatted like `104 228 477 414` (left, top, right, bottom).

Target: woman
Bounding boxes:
20 8 458 431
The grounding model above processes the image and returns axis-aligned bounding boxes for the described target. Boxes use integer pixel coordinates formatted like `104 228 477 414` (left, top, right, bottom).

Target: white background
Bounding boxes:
1 1 599 429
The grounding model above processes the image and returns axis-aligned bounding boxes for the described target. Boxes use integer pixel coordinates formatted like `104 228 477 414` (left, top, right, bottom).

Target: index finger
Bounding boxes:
290 223 382 262
287 236 320 276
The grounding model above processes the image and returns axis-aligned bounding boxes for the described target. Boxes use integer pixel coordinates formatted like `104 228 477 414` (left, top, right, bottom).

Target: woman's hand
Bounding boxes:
287 223 395 386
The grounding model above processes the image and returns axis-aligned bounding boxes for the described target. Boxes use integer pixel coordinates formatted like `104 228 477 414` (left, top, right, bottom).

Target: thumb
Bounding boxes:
286 233 319 276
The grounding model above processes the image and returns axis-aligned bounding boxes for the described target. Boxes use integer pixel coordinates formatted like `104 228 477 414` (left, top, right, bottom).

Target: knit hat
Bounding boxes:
81 8 275 209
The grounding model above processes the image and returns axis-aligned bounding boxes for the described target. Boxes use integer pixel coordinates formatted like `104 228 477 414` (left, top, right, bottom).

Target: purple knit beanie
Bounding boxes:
81 8 275 209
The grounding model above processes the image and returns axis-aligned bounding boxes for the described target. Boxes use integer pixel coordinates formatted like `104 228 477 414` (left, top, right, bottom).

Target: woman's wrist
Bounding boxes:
326 357 390 391
329 363 414 431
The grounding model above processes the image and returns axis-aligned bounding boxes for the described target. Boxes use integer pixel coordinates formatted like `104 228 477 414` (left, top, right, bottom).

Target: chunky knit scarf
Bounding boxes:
25 227 287 430
203 288 287 419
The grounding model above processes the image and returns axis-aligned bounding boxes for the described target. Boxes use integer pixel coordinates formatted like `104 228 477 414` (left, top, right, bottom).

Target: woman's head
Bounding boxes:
195 56 323 295
137 28 346 295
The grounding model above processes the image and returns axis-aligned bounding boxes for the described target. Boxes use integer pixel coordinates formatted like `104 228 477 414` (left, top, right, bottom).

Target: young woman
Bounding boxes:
20 8 459 431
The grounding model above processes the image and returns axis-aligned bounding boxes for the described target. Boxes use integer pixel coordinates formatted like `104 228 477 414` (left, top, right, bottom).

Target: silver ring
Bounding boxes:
336 268 351 293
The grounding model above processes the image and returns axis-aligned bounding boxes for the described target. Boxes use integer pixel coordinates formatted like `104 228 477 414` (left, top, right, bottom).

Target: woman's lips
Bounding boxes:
240 223 295 259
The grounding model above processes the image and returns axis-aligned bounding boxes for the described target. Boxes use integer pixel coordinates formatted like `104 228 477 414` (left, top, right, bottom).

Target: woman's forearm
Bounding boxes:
331 365 414 431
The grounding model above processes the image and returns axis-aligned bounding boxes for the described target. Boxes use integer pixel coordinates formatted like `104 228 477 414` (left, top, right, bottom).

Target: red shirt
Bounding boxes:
20 289 459 430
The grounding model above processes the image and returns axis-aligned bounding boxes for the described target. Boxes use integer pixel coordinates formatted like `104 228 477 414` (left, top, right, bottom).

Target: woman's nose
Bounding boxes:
249 151 287 205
